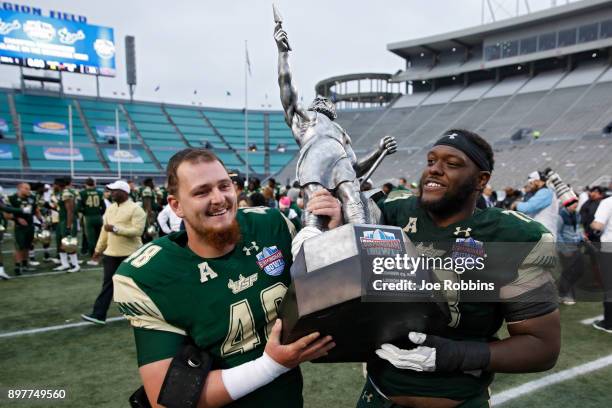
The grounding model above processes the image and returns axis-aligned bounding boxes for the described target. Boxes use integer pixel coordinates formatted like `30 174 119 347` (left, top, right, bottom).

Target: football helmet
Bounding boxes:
36 229 52 245
61 235 78 254
146 224 158 238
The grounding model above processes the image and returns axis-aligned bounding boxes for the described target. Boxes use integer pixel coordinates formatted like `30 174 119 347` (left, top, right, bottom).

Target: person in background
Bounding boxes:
279 196 301 230
580 186 606 242
262 186 277 208
53 177 80 272
248 192 267 207
82 180 146 325
591 194 612 333
557 200 584 305
512 171 559 240
381 183 394 196
576 185 590 213
103 189 112 208
128 180 141 204
32 182 51 263
0 186 8 280
141 178 156 244
157 204 182 236
7 182 41 275
231 174 248 208
287 180 301 203
397 177 408 190
79 178 105 266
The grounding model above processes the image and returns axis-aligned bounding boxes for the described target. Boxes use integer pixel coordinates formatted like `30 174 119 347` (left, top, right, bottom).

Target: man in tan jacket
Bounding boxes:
82 180 146 325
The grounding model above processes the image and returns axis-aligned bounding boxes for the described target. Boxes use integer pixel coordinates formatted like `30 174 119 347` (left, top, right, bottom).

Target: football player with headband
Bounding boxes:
358 129 560 408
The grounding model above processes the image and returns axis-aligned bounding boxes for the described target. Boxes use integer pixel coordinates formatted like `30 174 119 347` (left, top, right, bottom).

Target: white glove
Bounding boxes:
22 205 32 214
375 332 436 372
291 226 322 259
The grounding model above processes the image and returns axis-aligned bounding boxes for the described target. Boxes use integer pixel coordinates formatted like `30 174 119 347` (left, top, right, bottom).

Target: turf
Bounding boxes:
1 237 612 407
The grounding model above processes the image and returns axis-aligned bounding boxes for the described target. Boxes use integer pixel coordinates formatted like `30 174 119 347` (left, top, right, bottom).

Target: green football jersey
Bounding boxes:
79 188 104 217
114 207 301 408
130 188 141 203
8 193 37 226
140 186 154 200
58 188 77 222
367 195 558 401
35 192 49 217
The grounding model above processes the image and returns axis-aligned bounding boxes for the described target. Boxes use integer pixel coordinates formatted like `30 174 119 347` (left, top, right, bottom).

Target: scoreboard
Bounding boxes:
0 9 116 76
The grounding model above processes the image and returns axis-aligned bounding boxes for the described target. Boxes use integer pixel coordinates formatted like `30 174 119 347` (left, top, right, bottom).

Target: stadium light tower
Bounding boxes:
125 36 137 102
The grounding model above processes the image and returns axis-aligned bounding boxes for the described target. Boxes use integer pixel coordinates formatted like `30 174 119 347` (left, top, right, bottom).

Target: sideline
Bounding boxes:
491 354 612 405
0 316 126 338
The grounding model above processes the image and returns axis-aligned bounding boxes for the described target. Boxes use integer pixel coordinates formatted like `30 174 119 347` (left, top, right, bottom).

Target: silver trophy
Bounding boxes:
273 4 397 231
273 5 448 362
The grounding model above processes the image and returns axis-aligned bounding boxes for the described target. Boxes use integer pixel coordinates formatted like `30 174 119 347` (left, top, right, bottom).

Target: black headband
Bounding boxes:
433 132 493 172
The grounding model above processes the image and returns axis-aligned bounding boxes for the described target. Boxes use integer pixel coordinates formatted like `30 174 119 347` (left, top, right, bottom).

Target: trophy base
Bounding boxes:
279 223 450 362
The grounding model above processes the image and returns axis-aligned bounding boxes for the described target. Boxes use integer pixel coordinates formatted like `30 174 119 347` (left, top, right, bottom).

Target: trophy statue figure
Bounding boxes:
273 5 397 233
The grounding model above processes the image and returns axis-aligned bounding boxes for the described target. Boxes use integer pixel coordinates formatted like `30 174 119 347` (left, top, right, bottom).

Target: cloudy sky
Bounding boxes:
0 0 573 109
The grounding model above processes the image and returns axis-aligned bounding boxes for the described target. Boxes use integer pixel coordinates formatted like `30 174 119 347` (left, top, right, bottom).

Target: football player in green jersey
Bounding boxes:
129 180 141 204
140 178 157 243
358 130 560 408
53 177 80 272
7 182 41 275
114 148 340 408
79 178 105 265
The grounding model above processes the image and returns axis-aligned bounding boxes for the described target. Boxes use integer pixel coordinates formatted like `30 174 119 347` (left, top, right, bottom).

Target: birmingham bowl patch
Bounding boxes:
256 246 285 276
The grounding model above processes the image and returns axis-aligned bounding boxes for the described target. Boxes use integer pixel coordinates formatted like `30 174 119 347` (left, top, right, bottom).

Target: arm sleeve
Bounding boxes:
113 273 187 366
499 232 559 322
0 202 24 215
516 189 553 215
115 206 147 237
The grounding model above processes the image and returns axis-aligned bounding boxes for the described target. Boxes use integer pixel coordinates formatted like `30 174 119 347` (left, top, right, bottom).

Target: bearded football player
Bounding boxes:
358 129 560 408
113 148 338 408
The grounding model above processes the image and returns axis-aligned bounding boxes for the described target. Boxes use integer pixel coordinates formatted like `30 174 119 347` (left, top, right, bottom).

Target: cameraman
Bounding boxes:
512 171 559 240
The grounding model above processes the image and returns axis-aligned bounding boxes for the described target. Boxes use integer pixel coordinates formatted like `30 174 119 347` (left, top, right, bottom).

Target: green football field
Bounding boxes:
1 237 611 407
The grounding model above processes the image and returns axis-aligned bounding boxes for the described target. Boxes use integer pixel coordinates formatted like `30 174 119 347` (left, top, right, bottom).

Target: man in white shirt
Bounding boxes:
156 204 182 235
591 195 612 333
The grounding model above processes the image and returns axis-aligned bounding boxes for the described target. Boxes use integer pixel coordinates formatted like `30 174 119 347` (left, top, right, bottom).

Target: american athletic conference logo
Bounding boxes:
255 246 285 276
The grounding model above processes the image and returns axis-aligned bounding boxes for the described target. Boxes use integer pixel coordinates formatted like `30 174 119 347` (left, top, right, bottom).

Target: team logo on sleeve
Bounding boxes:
256 246 285 276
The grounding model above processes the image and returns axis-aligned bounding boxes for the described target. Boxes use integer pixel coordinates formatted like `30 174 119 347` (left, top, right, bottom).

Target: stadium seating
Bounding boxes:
14 94 91 145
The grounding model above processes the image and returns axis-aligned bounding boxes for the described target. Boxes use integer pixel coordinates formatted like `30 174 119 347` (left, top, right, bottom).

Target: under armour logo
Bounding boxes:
447 133 458 140
362 391 373 403
453 227 472 237
242 241 259 256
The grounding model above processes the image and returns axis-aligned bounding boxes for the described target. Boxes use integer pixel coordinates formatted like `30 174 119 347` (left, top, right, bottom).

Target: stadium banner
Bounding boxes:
95 125 128 140
0 118 8 132
43 147 84 161
0 9 116 76
105 148 144 163
0 144 13 159
33 121 68 135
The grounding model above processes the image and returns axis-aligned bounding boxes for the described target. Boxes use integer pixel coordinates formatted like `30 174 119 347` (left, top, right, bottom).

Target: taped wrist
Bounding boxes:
425 336 490 372
158 344 212 408
221 352 290 401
